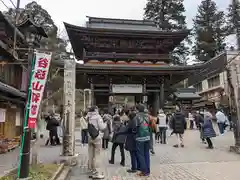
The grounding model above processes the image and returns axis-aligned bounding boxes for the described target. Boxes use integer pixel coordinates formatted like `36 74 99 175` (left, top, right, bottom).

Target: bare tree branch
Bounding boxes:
42 88 62 103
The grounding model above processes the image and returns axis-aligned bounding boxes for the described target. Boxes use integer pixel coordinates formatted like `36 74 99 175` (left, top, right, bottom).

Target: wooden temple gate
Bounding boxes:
64 16 204 116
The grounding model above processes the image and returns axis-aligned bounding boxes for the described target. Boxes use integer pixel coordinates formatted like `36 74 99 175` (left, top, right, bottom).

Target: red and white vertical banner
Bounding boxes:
28 50 52 129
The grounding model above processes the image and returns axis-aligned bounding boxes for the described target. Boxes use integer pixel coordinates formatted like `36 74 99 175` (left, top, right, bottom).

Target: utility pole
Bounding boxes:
62 58 76 156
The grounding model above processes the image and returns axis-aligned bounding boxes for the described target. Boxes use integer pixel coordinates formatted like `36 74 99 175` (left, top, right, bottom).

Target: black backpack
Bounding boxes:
88 123 99 140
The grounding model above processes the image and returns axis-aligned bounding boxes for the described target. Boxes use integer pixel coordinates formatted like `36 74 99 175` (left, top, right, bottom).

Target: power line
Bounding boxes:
0 0 10 9
8 0 16 8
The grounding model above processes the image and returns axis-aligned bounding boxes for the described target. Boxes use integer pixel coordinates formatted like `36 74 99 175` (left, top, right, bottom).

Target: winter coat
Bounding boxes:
203 117 216 138
79 116 88 130
124 112 137 151
194 114 204 128
102 114 112 139
157 113 167 128
112 121 126 144
46 116 59 132
87 111 106 139
216 111 227 123
171 112 186 134
115 111 137 151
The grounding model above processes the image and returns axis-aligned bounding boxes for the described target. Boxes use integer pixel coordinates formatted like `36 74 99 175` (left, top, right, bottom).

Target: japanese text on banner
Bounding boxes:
28 51 52 129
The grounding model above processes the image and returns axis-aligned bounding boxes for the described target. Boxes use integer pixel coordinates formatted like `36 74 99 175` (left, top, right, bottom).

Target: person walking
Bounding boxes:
133 104 151 177
79 112 88 145
202 111 216 149
109 115 126 166
148 112 157 155
87 106 106 179
215 109 226 135
189 112 194 129
194 111 205 143
156 109 167 144
102 111 112 149
171 107 186 148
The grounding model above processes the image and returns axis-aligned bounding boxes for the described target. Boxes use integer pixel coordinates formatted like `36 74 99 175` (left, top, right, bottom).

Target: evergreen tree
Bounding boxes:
192 0 227 62
144 0 190 65
227 0 240 50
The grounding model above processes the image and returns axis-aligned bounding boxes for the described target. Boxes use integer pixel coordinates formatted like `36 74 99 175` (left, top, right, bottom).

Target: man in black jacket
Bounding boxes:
45 113 60 146
171 107 186 148
114 108 140 173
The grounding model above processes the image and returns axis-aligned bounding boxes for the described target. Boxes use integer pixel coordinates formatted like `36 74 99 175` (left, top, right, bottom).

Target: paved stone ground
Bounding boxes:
0 130 82 176
68 130 240 180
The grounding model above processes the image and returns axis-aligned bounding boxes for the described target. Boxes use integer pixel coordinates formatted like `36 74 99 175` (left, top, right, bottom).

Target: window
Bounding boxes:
194 83 202 92
208 75 220 88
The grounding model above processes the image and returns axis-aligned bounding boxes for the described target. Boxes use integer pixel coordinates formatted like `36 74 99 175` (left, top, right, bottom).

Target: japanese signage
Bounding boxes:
112 84 143 94
28 51 52 128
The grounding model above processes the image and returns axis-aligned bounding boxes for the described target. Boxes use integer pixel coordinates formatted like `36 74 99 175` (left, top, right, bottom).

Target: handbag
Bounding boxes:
88 123 99 140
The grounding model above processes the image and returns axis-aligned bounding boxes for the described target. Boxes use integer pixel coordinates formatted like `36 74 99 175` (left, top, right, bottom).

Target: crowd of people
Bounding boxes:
79 104 221 179
42 104 231 179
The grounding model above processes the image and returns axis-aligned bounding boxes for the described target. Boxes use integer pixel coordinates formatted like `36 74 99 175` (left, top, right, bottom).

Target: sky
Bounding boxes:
0 0 235 62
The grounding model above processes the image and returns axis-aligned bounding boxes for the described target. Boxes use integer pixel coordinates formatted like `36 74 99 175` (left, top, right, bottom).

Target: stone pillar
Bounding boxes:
152 92 160 117
160 80 164 109
62 58 76 156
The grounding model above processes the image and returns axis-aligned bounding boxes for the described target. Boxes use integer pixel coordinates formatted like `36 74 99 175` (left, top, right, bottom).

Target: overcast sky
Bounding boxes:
0 0 235 62
0 0 231 28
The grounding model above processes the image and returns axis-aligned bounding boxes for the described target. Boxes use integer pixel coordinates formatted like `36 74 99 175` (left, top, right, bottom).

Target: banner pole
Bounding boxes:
17 51 36 179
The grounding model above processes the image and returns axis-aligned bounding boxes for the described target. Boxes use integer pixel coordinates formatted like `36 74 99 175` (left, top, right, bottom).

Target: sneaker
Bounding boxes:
206 146 214 149
109 160 114 164
120 161 125 166
180 144 184 148
92 174 105 179
127 169 137 173
136 172 150 177
173 144 179 148
150 150 155 155
88 170 97 178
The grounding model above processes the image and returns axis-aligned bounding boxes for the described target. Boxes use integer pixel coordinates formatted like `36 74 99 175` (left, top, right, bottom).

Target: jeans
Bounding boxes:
158 127 167 143
88 137 101 175
81 129 88 144
149 133 154 151
110 143 125 163
190 120 194 129
136 141 150 175
218 123 224 134
102 139 109 149
130 150 140 171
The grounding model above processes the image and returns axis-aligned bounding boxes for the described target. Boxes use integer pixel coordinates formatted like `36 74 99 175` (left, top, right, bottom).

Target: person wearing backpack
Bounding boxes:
87 106 106 179
156 109 167 144
133 104 151 177
172 106 186 148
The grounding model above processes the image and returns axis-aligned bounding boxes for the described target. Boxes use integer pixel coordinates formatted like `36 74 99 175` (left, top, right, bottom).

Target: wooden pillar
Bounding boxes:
152 92 160 117
108 78 113 114
89 78 95 106
160 79 164 109
142 78 147 106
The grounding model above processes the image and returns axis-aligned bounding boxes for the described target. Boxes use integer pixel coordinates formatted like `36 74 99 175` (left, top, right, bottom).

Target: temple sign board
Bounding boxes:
112 84 143 94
